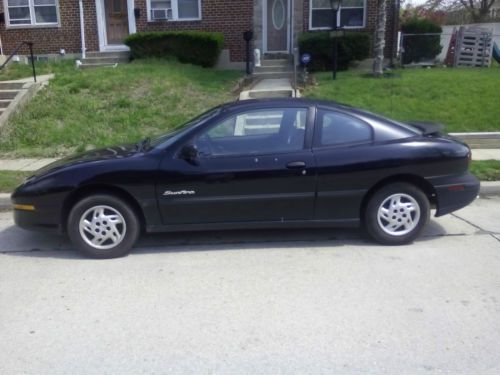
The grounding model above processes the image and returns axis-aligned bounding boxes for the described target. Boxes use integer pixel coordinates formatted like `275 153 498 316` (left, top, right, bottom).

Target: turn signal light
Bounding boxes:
13 204 36 211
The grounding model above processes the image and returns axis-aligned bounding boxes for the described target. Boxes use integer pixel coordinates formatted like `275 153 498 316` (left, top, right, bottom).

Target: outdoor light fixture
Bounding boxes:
330 0 342 80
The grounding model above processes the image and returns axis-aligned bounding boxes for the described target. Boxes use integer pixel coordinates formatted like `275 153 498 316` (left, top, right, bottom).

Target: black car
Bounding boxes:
11 99 480 258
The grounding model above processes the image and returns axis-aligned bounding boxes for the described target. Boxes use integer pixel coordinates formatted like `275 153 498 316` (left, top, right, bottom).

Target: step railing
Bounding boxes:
0 41 37 83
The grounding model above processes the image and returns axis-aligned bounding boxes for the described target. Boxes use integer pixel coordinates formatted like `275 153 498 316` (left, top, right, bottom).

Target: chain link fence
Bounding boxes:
398 24 500 67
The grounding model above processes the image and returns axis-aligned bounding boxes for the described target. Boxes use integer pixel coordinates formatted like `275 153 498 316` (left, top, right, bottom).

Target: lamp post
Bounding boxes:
330 0 341 80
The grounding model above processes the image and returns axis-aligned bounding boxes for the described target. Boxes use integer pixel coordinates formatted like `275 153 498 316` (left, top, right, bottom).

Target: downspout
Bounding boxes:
79 0 86 59
290 0 294 55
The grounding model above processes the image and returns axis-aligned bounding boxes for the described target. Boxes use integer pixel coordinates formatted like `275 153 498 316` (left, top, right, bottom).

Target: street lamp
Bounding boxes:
330 0 341 80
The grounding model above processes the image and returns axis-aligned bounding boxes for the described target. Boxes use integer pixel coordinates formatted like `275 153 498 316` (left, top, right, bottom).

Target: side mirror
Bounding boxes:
179 144 199 165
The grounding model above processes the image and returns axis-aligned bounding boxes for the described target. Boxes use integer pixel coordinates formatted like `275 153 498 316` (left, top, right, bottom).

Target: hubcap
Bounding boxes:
79 205 126 250
377 193 420 236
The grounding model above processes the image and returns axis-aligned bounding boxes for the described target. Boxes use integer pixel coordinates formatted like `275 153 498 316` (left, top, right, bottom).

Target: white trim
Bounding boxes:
79 0 86 58
96 0 135 52
146 0 202 22
263 0 291 53
308 0 366 31
5 0 61 29
127 0 137 34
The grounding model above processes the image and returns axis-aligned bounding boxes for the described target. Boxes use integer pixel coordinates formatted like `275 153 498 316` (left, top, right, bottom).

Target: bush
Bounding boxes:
298 32 370 72
401 18 442 64
124 31 224 68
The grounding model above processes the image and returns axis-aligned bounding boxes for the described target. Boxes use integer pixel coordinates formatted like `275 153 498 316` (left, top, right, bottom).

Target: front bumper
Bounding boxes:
13 205 61 233
430 172 480 217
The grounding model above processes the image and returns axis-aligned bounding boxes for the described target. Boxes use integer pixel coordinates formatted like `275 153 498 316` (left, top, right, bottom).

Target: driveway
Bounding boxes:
0 197 499 374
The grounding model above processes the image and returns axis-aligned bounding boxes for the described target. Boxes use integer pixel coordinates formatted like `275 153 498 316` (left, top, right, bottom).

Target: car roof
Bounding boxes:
220 98 348 111
219 98 381 121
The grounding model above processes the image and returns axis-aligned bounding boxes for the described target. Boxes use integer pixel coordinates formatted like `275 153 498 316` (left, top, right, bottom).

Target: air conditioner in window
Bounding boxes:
151 8 170 20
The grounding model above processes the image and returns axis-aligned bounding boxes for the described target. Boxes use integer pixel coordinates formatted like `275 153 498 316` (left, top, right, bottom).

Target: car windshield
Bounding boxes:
149 106 221 148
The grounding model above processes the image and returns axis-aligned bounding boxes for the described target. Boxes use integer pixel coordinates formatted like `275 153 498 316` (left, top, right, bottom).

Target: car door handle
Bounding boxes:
286 161 306 169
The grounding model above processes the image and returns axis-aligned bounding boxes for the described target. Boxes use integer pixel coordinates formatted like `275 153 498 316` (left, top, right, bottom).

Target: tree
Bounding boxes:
424 0 496 22
373 0 387 76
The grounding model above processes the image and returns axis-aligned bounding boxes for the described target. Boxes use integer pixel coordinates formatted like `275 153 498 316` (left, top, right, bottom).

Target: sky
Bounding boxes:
405 0 429 6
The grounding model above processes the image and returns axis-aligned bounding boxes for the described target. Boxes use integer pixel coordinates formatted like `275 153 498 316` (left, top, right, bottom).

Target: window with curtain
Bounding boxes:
7 0 58 26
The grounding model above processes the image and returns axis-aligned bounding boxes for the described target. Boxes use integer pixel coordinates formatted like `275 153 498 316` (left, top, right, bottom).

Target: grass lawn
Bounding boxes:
304 68 500 133
0 59 241 157
0 171 30 193
470 160 500 181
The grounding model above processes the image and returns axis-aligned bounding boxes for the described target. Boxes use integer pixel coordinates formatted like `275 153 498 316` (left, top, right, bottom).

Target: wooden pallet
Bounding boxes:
454 26 493 67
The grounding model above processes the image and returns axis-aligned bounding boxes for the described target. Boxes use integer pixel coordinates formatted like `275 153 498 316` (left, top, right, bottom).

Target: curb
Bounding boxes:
1 182 500 212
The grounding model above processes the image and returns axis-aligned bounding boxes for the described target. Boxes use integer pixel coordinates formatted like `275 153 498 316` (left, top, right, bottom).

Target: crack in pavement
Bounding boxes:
451 213 500 242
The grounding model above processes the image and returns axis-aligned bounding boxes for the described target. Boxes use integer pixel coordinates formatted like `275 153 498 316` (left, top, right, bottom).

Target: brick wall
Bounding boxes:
134 0 253 62
302 0 399 59
0 0 98 55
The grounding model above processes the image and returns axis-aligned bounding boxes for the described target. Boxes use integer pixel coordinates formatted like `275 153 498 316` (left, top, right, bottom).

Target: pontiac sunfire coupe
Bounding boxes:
11 99 480 258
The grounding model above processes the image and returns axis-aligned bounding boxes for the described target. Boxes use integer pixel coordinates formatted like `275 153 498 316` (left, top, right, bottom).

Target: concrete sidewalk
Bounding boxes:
0 158 57 171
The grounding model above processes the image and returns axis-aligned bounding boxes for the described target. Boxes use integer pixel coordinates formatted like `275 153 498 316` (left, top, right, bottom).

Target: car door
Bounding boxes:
157 105 316 225
312 107 376 222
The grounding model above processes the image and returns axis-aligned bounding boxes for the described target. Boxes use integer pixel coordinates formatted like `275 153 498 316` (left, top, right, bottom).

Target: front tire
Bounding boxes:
365 183 430 245
68 194 140 258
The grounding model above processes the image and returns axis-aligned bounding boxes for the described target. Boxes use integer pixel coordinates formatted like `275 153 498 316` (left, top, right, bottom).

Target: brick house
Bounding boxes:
0 0 398 67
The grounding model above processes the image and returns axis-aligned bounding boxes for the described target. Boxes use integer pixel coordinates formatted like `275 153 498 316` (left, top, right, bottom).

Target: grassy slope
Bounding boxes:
0 171 30 193
305 68 500 133
0 59 240 157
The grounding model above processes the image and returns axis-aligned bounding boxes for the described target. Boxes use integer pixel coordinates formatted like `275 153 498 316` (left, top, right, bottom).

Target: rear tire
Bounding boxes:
68 194 140 258
365 183 430 245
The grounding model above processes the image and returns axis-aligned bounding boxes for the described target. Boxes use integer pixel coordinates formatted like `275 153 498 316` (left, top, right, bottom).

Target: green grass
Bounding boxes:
0 59 241 157
470 160 500 181
0 171 30 193
0 60 59 81
304 68 500 133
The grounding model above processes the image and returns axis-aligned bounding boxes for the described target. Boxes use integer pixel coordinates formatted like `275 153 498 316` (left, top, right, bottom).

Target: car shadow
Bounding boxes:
0 220 449 260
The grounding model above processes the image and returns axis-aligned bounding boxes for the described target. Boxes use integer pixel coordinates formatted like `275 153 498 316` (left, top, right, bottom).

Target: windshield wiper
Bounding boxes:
135 137 151 152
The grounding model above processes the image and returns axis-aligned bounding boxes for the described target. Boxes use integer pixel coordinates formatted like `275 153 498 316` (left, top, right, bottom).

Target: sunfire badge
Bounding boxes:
163 190 196 196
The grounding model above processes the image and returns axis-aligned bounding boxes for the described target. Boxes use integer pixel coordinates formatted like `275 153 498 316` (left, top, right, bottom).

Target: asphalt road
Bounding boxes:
1 197 499 374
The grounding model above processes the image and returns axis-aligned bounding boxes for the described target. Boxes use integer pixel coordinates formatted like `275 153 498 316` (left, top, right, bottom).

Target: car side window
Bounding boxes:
194 108 307 157
316 110 373 147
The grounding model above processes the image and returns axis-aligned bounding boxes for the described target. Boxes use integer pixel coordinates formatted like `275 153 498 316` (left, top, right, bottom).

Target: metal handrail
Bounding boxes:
0 41 37 83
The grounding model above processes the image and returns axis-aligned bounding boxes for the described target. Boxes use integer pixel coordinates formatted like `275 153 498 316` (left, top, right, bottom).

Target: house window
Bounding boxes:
148 0 201 21
6 0 59 27
309 0 365 30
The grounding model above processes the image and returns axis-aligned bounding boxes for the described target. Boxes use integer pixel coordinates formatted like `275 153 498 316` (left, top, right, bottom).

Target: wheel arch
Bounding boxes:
360 174 436 221
61 184 146 234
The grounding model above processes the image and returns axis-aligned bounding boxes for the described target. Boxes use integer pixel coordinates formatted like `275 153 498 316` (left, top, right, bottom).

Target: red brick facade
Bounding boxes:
0 0 99 56
134 0 253 62
0 0 397 61
303 0 398 59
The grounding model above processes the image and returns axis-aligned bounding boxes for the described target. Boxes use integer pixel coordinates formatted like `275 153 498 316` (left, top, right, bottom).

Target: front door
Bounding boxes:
105 0 129 45
265 0 289 52
157 106 316 225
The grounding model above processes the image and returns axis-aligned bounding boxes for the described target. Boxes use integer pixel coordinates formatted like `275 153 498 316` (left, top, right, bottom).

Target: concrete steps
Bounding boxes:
253 55 294 80
79 51 130 69
0 74 53 129
0 83 23 116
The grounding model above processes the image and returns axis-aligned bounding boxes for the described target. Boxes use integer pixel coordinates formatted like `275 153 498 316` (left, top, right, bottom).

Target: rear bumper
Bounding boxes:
431 172 480 217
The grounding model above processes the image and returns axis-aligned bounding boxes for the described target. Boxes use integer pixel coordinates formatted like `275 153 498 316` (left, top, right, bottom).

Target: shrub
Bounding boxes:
124 31 224 68
401 18 442 64
298 32 370 72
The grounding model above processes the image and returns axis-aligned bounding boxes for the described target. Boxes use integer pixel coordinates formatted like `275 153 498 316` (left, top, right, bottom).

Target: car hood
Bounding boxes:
32 144 139 178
